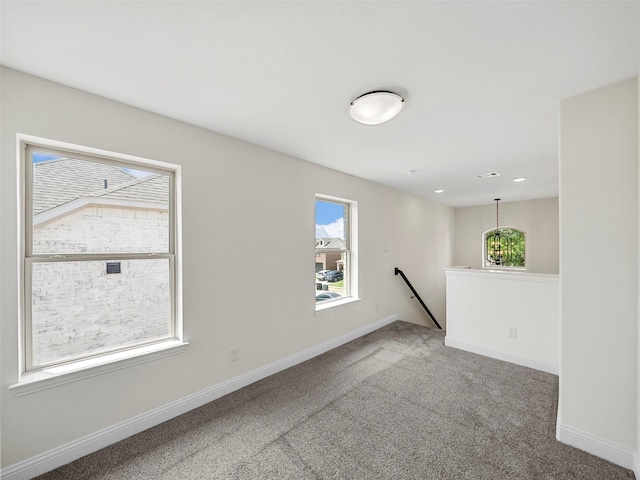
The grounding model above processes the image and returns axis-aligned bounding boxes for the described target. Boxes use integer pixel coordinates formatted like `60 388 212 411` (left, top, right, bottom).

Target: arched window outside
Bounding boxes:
483 227 526 268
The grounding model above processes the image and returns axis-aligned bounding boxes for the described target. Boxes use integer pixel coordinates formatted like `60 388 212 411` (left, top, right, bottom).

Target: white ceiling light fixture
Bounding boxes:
513 177 527 183
350 91 404 125
434 189 444 194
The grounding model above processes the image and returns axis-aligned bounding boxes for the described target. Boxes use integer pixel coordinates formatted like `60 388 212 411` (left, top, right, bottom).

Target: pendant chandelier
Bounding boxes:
487 198 514 266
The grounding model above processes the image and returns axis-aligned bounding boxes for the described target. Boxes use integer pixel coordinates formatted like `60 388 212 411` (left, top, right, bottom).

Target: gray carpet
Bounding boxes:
37 321 635 479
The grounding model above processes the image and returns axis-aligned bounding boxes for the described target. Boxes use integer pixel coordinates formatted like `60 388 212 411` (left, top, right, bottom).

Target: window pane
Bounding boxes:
32 153 170 254
315 199 349 302
315 200 347 244
31 258 172 366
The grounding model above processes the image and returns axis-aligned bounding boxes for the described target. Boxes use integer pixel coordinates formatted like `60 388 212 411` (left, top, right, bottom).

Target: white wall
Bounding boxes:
559 77 638 466
454 197 559 273
0 68 454 470
445 269 559 374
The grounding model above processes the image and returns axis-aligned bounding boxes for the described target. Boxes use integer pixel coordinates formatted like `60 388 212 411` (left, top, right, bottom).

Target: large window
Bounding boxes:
22 140 181 372
315 195 356 306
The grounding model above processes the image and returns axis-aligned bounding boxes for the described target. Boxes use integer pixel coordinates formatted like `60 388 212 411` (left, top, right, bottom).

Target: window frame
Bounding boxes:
19 135 184 377
315 194 358 310
481 226 526 270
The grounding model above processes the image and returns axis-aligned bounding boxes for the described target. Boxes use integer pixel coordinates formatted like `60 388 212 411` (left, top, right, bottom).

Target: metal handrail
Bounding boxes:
394 267 442 329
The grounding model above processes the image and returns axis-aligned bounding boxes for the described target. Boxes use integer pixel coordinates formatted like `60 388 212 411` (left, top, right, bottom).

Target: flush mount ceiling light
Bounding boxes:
350 91 404 125
513 177 527 183
434 189 444 194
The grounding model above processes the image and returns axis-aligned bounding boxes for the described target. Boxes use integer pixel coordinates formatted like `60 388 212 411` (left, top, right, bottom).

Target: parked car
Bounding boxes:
316 292 342 302
324 270 344 282
316 270 331 280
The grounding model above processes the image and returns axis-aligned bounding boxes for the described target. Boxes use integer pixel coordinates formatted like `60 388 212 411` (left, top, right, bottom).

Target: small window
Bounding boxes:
23 141 180 371
315 195 356 306
483 227 526 268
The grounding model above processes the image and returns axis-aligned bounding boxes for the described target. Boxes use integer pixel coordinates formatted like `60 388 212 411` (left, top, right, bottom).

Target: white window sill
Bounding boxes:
9 340 189 397
315 296 361 315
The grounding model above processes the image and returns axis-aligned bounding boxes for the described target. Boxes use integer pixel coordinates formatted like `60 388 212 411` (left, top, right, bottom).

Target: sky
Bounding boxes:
316 200 344 239
33 153 60 163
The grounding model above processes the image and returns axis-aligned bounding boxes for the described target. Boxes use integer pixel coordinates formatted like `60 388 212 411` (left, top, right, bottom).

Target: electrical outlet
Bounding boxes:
507 327 517 339
230 346 239 362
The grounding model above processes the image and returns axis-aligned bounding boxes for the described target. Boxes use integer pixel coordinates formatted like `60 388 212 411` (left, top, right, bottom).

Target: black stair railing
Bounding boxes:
394 267 442 329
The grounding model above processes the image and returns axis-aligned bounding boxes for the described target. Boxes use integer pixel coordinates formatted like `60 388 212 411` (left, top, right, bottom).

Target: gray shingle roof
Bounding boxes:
33 158 169 215
95 174 169 204
316 237 345 249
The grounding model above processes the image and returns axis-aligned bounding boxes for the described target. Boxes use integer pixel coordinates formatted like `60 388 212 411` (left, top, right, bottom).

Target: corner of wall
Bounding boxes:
556 423 637 471
636 73 640 480
559 76 638 464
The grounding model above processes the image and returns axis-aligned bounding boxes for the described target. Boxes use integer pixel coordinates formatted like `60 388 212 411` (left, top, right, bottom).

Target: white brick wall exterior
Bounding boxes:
34 205 169 254
31 205 171 365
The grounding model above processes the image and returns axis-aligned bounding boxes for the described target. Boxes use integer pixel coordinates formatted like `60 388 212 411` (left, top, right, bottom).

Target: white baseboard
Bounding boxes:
444 335 559 375
557 423 637 471
1 314 398 480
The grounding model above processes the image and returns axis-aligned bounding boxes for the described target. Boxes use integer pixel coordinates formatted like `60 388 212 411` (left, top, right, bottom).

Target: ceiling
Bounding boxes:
1 1 639 207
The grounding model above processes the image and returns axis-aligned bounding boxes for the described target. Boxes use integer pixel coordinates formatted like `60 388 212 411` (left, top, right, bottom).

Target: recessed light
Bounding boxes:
513 177 527 183
434 189 444 194
350 91 404 125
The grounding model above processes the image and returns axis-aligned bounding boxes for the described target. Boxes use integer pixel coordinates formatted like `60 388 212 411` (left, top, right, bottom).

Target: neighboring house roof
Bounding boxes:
33 157 169 217
100 174 169 204
316 237 345 250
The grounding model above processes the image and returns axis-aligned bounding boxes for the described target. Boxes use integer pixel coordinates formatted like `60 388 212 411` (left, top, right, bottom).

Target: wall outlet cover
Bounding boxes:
230 347 239 362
